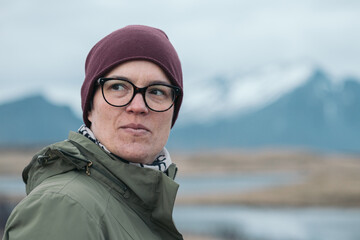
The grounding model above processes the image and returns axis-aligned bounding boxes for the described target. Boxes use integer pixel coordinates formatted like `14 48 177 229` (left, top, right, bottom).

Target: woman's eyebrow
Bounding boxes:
148 80 170 85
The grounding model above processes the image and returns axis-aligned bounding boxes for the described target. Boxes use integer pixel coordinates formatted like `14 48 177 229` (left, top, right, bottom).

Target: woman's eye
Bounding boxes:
111 84 125 91
150 88 165 96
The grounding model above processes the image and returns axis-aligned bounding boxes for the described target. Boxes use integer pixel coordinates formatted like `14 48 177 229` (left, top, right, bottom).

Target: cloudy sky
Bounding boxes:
1 0 359 116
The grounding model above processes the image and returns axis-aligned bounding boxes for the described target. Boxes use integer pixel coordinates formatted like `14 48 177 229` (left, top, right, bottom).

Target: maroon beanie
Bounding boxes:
81 25 183 128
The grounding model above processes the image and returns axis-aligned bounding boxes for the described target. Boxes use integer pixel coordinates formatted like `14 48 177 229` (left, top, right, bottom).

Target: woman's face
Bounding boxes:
88 60 174 164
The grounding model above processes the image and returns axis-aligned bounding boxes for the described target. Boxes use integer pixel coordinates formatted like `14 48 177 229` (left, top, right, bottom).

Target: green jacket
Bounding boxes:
3 132 183 240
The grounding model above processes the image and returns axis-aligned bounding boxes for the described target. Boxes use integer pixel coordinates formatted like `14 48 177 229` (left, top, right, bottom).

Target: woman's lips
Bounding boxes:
120 123 151 135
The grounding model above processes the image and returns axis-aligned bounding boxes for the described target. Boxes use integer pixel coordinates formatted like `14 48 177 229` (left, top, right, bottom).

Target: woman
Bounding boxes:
3 25 184 239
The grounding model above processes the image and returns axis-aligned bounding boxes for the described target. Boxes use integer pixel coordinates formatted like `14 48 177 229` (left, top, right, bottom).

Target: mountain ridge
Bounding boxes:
0 94 82 145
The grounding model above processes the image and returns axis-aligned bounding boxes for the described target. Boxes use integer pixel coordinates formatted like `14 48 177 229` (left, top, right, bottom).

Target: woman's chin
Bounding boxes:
113 146 156 164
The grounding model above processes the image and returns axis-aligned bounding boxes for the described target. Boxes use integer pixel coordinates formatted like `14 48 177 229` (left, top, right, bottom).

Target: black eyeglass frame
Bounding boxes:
97 77 181 112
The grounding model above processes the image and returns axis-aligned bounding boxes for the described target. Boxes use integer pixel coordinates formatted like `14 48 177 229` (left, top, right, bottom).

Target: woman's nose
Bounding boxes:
125 93 149 114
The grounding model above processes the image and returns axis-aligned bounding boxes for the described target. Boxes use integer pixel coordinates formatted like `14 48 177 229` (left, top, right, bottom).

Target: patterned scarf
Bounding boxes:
78 125 172 172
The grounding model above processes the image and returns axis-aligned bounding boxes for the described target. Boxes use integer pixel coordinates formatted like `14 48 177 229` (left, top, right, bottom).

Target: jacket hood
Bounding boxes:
23 136 91 194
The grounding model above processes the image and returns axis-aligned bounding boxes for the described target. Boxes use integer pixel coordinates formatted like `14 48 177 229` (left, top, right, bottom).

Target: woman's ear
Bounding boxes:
87 108 93 123
87 98 95 123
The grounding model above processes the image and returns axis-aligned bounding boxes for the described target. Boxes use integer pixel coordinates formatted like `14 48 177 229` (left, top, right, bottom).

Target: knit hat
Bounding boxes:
81 25 183 128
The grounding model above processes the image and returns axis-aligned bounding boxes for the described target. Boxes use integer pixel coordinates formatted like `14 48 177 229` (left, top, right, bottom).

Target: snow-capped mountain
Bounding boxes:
178 62 317 125
169 68 360 152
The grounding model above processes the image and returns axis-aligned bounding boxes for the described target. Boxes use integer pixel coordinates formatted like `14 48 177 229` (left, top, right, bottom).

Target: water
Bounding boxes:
0 176 25 196
173 173 360 240
176 172 302 196
173 205 360 240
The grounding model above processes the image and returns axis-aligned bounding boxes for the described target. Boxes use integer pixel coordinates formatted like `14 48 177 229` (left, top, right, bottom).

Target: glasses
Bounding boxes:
97 77 181 112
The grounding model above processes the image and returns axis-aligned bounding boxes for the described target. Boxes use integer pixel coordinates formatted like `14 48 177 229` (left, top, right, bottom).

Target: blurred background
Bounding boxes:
1 0 360 239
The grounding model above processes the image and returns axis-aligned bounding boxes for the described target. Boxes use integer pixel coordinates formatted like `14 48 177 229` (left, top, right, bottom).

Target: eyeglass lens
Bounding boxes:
102 79 176 111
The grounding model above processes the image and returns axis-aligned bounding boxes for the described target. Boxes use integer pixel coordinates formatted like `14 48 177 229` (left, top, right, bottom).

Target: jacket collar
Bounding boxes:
67 132 179 207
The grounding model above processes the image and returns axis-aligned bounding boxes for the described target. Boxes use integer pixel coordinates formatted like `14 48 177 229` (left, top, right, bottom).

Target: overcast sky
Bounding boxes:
1 0 359 115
